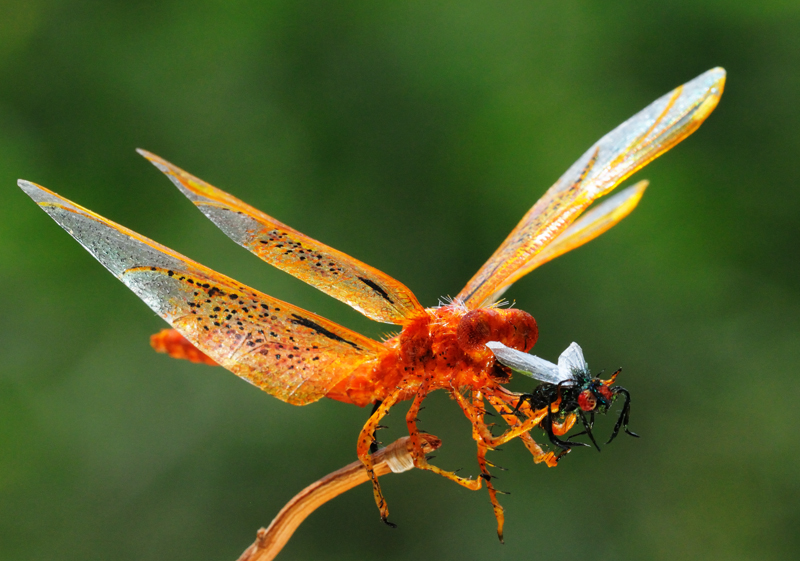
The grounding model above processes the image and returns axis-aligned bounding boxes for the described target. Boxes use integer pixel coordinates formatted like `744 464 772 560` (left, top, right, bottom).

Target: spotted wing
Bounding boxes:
458 68 725 308
137 150 424 325
19 180 384 406
481 180 648 306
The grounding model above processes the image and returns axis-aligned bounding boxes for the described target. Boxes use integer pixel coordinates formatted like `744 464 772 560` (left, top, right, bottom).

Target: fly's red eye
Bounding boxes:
597 385 613 401
578 389 597 411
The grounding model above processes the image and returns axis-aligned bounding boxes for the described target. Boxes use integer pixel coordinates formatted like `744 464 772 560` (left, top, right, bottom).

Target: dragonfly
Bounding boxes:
20 67 724 541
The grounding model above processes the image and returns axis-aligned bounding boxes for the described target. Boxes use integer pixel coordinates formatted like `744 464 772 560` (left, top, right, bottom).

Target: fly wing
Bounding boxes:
19 180 384 406
486 341 570 385
458 68 725 308
557 342 588 379
137 150 424 325
479 180 647 307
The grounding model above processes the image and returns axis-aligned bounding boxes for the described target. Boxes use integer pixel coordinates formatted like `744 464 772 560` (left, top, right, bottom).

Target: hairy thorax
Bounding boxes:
327 304 538 406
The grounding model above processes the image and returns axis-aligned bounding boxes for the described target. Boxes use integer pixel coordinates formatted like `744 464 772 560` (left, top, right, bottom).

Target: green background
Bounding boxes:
2 2 799 560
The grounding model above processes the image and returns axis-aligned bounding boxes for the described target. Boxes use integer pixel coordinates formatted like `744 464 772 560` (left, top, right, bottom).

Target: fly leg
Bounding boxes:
495 387 583 459
405 382 482 491
540 406 588 458
356 388 402 526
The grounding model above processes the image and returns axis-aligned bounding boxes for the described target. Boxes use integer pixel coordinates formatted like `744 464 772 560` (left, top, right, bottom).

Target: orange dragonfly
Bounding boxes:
20 67 724 541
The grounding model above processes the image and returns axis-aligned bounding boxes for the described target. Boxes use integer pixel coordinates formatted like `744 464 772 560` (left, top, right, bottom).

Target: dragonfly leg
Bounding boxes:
485 388 559 467
368 400 383 454
466 390 506 542
356 388 403 525
452 387 547 449
405 382 482 491
476 439 506 542
551 412 577 436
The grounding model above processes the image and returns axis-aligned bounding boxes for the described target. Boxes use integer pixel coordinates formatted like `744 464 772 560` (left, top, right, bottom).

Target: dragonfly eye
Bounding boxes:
457 309 502 352
500 309 538 352
578 389 597 411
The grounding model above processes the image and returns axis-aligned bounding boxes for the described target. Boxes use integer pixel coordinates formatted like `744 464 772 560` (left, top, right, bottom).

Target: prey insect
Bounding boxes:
488 341 637 454
20 68 724 541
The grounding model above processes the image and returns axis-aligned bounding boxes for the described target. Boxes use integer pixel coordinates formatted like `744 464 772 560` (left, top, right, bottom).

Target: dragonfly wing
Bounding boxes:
479 181 648 307
20 180 384 406
458 68 725 308
137 150 424 325
486 341 568 385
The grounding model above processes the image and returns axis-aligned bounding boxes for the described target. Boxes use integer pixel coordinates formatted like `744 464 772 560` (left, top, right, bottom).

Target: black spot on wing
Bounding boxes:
289 314 360 350
357 277 394 304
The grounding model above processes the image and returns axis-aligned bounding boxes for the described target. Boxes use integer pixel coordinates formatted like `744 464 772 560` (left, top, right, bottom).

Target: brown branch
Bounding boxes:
236 434 442 561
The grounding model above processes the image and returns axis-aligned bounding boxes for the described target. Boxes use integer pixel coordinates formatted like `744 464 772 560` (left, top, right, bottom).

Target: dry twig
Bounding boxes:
236 434 442 561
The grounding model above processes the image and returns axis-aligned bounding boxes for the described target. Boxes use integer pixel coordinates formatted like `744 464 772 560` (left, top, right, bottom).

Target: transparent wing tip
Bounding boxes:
698 67 726 97
136 148 172 175
19 178 38 194
135 148 208 204
19 179 63 207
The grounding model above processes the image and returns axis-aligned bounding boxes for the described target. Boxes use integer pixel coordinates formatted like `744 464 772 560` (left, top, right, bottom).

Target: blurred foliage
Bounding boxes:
2 1 800 560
